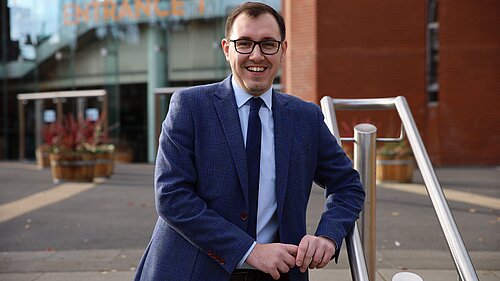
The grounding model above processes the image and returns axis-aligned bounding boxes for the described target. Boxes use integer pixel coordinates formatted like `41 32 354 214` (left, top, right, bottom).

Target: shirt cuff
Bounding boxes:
237 241 257 268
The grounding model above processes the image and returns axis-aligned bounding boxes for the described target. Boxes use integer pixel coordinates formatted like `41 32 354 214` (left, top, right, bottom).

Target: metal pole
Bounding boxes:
155 93 161 151
1 1 9 159
35 100 44 148
321 96 479 280
77 97 86 121
320 97 371 281
18 100 25 160
346 223 370 281
102 93 108 139
56 99 64 123
394 96 478 281
353 123 377 280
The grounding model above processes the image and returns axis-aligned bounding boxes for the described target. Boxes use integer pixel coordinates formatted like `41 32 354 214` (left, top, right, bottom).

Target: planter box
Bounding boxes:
49 152 95 183
94 150 115 178
376 156 414 183
35 145 51 169
115 147 133 163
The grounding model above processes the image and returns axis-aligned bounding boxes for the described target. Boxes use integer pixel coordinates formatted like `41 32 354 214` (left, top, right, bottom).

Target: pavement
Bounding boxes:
0 161 498 281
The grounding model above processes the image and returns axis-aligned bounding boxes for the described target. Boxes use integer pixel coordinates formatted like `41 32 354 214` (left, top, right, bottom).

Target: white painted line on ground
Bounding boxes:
381 183 500 210
0 183 96 223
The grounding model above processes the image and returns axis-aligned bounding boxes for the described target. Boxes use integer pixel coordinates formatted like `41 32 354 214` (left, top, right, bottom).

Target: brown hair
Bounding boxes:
225 2 286 41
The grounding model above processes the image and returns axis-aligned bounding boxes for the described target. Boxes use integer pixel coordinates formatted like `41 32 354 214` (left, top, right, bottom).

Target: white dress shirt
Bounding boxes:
232 78 278 268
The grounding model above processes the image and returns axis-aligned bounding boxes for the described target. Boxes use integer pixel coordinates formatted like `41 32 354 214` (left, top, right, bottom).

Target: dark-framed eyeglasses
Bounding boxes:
229 39 282 55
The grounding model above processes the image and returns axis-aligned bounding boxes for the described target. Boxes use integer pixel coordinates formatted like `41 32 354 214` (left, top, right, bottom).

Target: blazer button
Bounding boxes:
240 212 248 221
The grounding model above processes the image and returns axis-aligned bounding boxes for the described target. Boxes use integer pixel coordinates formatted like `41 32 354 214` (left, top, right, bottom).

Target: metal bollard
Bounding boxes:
392 272 424 281
353 123 377 280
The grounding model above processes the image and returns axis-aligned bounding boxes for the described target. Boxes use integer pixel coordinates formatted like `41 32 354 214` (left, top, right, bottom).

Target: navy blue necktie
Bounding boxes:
246 97 264 239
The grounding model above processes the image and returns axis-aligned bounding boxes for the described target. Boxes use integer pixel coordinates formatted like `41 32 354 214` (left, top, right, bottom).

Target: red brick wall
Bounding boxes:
283 0 427 156
316 0 427 145
283 0 500 166
282 0 317 102
431 0 500 165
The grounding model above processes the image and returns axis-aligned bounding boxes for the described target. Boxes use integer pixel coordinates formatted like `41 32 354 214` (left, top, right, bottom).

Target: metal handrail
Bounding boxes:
320 96 479 281
346 223 370 281
322 105 371 280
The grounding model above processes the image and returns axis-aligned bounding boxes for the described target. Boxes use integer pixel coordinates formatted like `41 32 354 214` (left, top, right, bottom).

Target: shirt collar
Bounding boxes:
232 77 273 110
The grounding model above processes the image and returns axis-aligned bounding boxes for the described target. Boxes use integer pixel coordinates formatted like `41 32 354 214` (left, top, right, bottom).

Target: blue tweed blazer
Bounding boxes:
135 76 365 281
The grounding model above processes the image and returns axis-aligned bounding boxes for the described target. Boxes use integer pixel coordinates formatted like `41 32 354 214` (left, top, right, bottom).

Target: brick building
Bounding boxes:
282 0 499 166
1 0 498 165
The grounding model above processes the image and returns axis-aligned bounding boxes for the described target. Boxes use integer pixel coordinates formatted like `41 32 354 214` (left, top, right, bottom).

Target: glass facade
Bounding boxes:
0 0 281 162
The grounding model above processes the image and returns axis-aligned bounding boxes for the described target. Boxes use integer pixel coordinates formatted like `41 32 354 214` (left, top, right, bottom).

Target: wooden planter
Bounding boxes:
376 155 414 183
114 147 133 163
94 149 115 178
35 145 51 169
49 152 95 183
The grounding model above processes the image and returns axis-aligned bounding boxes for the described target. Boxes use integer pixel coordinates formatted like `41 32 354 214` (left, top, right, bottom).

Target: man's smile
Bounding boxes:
246 66 267 72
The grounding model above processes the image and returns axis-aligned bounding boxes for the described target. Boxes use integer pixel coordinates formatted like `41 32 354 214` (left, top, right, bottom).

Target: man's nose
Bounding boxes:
249 44 265 60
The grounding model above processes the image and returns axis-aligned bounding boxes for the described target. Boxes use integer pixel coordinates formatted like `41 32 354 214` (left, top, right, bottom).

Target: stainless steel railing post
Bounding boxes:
353 124 378 280
346 223 371 281
320 99 370 281
321 95 479 281
394 97 478 281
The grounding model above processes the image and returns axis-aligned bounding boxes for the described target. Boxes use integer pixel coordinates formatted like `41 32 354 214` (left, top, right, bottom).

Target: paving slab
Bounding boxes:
0 273 44 281
0 163 497 281
33 271 134 281
379 269 500 281
3 269 498 281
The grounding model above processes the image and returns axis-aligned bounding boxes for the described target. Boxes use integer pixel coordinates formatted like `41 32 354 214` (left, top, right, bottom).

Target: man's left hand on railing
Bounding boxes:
295 235 336 272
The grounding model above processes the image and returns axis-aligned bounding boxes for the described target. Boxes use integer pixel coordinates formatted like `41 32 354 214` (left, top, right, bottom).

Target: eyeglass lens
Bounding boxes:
233 40 280 55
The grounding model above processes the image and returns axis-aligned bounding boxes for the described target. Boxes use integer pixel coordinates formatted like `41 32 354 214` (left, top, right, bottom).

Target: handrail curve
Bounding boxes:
320 96 478 281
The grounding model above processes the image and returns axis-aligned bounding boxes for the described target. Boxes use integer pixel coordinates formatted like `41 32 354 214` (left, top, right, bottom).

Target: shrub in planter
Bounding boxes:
376 140 415 183
43 114 100 183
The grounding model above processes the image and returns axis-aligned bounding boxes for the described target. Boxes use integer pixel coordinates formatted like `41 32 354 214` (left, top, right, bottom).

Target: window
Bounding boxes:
427 0 439 104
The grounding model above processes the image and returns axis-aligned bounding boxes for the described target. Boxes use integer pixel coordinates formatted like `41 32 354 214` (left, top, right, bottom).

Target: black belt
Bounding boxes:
230 269 289 281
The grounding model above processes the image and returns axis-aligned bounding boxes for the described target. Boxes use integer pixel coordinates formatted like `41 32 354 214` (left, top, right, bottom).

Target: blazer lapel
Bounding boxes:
272 92 293 221
213 77 249 206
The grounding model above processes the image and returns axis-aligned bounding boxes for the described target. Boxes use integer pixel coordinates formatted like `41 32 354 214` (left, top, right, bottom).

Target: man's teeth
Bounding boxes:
247 67 265 72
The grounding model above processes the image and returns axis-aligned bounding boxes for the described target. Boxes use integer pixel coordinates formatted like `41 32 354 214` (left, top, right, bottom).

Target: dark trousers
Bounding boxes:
230 269 289 281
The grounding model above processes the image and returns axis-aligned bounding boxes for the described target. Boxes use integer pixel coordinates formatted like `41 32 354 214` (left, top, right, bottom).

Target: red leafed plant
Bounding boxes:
42 114 105 153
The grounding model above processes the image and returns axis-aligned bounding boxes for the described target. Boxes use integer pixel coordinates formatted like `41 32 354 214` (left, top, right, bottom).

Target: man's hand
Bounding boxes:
246 243 298 280
295 235 336 273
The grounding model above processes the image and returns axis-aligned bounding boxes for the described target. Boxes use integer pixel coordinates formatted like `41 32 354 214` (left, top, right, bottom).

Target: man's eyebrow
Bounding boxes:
234 36 280 41
261 36 280 41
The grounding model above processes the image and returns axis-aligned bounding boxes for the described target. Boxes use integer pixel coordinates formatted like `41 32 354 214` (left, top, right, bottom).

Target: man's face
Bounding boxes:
222 13 287 96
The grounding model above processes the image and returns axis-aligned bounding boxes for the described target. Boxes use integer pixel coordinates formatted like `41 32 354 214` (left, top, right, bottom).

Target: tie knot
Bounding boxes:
249 97 264 111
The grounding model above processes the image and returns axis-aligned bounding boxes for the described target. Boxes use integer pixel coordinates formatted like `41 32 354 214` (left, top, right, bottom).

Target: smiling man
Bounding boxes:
221 9 286 96
134 2 365 281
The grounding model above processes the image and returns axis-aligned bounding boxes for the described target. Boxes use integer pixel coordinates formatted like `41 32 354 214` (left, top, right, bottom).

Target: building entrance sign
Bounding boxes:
63 0 205 26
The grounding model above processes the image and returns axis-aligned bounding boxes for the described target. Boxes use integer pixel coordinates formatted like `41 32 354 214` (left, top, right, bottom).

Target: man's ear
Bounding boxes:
221 38 230 61
280 40 288 62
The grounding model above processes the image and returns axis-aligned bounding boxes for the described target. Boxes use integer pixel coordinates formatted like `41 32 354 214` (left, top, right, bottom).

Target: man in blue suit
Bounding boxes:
135 2 365 281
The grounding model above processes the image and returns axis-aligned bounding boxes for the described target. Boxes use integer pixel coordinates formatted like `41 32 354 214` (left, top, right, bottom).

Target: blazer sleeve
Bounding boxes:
154 91 254 273
312 107 366 261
